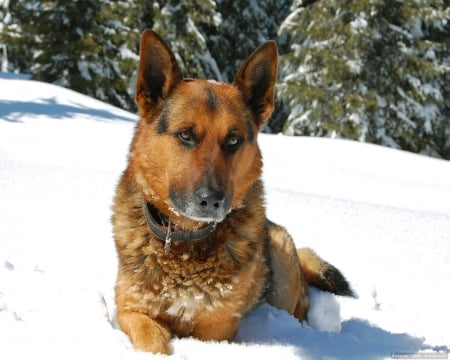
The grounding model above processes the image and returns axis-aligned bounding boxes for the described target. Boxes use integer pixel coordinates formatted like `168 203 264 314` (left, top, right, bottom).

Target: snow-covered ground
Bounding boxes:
1 76 449 359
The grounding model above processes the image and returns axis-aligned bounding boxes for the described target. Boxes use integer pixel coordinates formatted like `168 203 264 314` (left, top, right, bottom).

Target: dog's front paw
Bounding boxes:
117 311 172 354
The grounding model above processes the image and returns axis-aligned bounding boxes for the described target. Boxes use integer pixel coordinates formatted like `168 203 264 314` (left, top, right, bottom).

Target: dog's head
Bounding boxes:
129 30 277 227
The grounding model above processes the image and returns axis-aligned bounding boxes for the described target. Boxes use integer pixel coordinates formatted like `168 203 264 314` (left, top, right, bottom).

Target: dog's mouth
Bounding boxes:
176 205 230 224
148 202 216 230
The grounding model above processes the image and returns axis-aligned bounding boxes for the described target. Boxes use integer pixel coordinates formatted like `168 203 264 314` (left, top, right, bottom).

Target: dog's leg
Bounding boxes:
266 221 309 321
117 311 172 354
193 310 240 342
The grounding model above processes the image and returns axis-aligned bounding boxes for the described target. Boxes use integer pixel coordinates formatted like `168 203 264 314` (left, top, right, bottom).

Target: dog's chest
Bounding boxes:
163 273 238 323
144 248 242 322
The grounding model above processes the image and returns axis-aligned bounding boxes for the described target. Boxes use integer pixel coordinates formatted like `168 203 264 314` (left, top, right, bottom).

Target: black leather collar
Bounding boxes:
142 199 216 251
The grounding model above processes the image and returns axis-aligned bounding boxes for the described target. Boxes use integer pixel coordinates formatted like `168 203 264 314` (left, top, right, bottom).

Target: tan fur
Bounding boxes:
112 30 353 354
266 223 309 320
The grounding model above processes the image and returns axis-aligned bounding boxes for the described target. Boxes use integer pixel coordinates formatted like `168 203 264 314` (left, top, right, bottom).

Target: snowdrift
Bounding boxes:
1 76 449 359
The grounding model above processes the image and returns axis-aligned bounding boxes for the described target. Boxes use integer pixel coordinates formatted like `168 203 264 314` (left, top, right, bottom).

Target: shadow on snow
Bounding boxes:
236 304 447 360
0 97 136 123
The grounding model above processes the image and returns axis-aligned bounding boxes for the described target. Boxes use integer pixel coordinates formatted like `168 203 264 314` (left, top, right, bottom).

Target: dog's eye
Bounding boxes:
176 130 196 147
179 130 191 141
228 136 240 147
228 136 239 146
223 134 241 153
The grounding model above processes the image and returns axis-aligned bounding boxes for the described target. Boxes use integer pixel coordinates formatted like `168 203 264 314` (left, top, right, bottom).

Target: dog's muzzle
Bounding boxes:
170 185 232 223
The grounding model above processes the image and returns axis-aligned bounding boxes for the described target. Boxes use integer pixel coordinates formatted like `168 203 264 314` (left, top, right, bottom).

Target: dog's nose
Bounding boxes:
195 186 226 212
170 182 231 222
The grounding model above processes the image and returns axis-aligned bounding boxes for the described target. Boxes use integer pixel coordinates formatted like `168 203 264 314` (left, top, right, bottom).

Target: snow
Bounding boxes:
350 17 368 32
1 75 450 359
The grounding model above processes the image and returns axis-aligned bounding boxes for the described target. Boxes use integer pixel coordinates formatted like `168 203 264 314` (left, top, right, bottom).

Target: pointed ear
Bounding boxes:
233 41 278 128
135 30 182 112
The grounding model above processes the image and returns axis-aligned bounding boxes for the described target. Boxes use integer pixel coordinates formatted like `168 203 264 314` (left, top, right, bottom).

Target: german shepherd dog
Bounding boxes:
113 30 354 354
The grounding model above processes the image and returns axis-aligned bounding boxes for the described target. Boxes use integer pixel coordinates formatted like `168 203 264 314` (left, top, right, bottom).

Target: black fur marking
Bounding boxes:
143 58 166 104
205 87 218 113
157 107 170 134
246 118 255 142
248 62 272 124
322 266 357 298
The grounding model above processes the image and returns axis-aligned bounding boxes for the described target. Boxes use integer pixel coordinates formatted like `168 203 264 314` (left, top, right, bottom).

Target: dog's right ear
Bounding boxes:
135 30 182 112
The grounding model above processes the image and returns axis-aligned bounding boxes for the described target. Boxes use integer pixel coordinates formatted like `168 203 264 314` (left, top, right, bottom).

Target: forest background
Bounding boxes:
1 0 449 159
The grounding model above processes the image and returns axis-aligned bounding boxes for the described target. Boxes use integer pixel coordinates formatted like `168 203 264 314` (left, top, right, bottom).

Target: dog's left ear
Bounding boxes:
233 41 278 129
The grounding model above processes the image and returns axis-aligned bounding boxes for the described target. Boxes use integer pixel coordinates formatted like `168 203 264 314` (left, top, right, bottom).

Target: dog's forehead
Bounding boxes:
159 79 249 132
176 79 240 107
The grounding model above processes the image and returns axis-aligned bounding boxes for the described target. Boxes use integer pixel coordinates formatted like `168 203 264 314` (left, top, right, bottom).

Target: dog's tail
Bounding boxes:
297 248 356 298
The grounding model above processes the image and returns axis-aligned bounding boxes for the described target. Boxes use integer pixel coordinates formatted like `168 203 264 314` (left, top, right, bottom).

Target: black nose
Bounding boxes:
170 182 231 222
194 186 226 212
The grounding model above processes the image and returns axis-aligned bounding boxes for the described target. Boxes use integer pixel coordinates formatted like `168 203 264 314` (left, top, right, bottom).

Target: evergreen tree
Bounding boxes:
122 1 291 82
0 0 34 73
0 0 12 71
206 0 291 82
120 0 219 80
14 0 135 110
278 0 450 158
151 0 222 79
